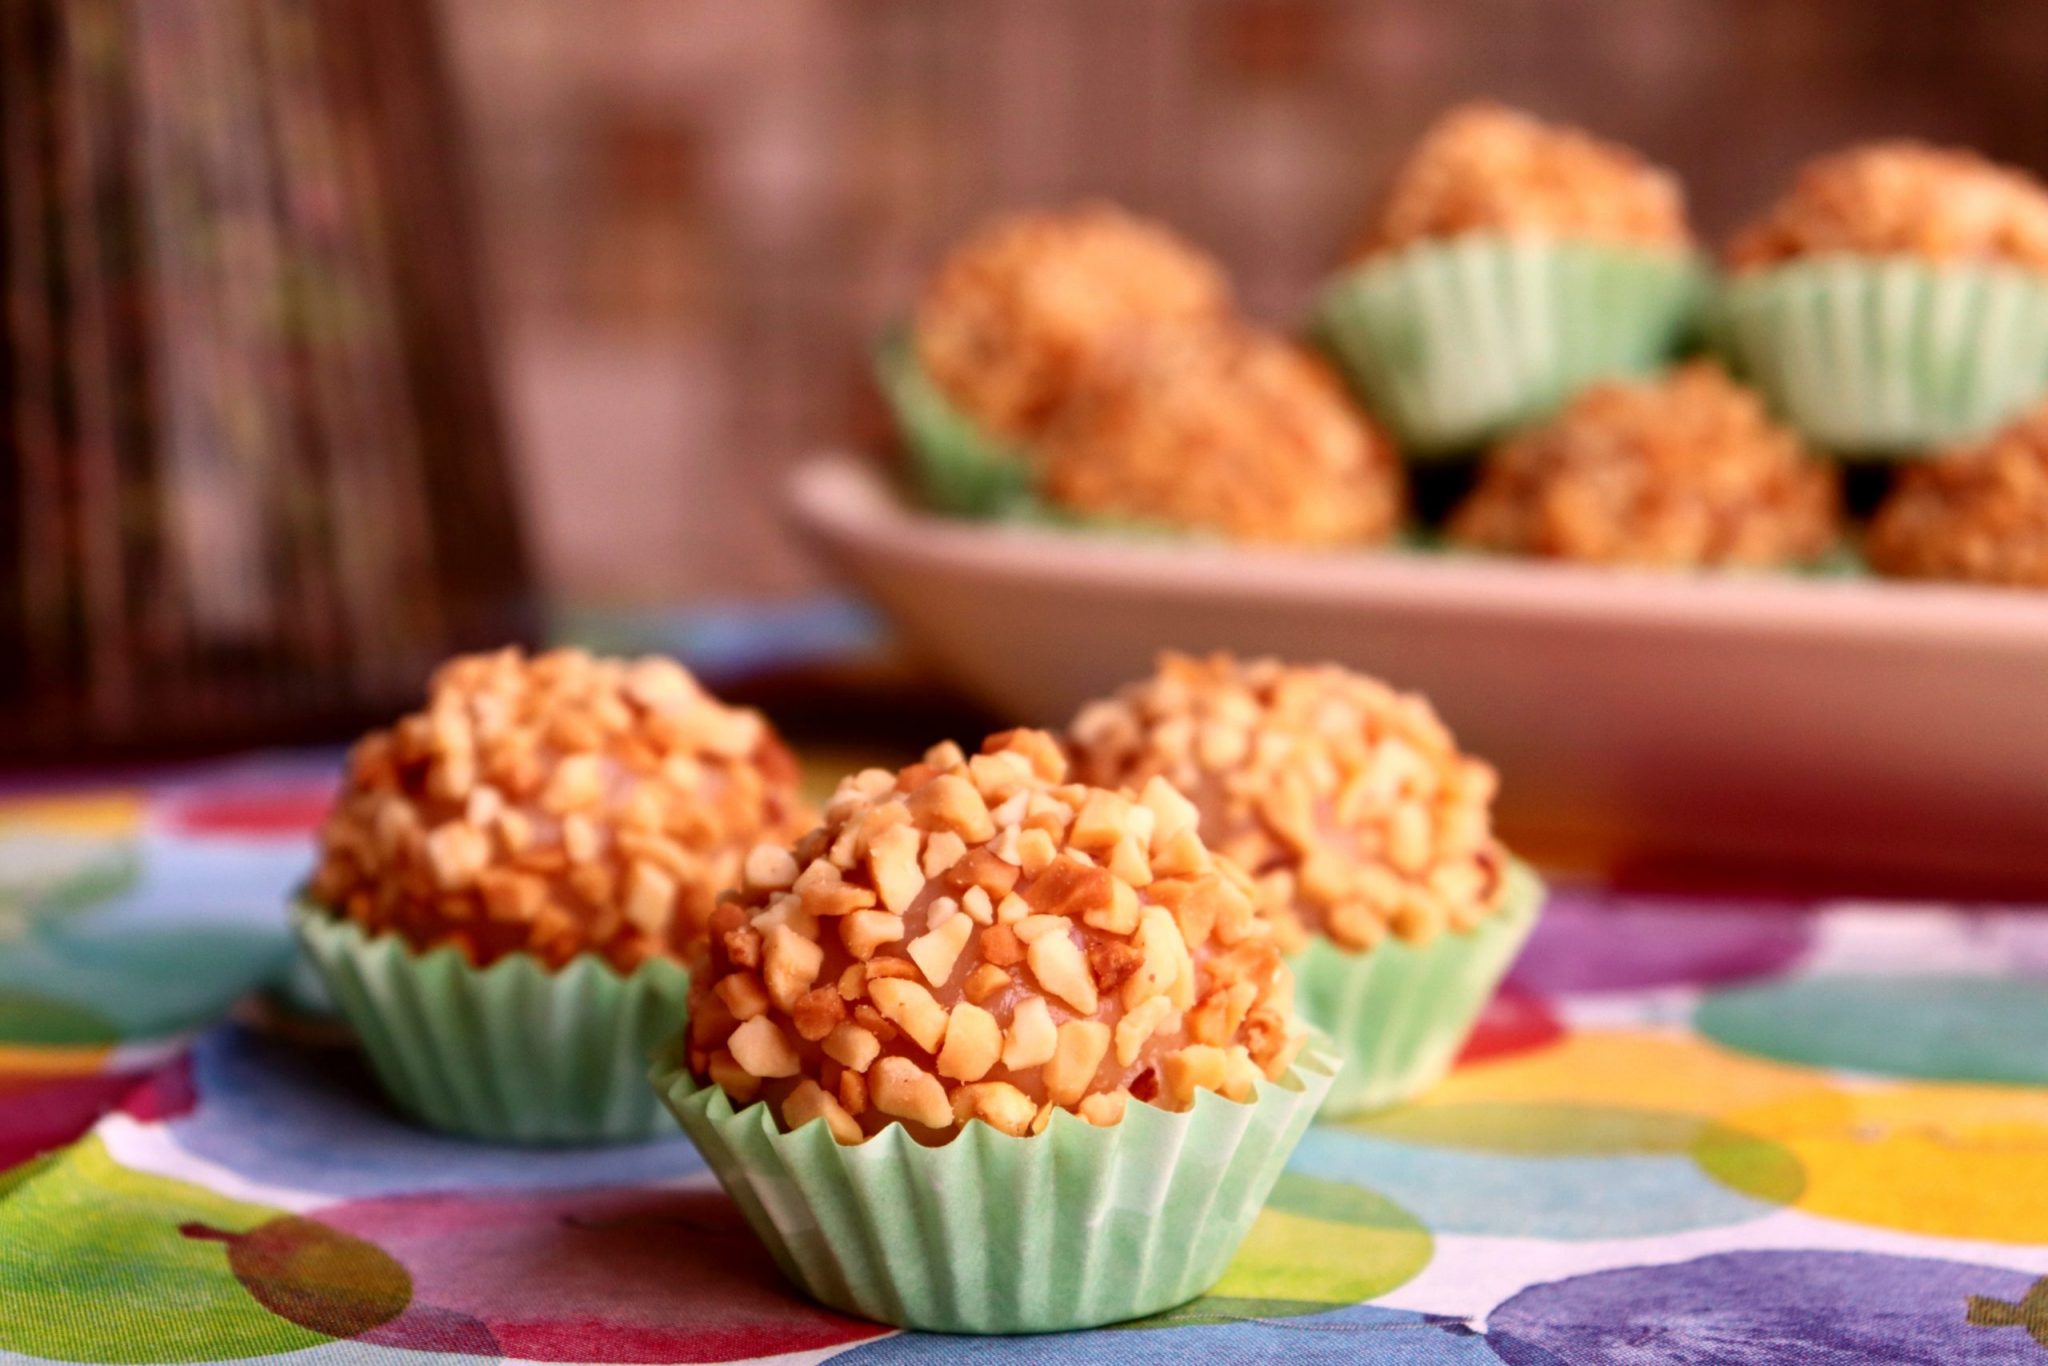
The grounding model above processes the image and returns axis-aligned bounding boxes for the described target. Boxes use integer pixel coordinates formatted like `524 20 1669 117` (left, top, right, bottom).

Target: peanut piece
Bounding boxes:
1081 878 1141 935
1159 1044 1228 1108
727 1016 801 1079
1076 1090 1129 1127
839 909 905 960
1115 994 1178 1067
962 963 1011 1005
1139 776 1200 845
1001 996 1057 1070
960 886 996 924
838 1067 868 1116
424 822 490 890
791 986 847 1041
1068 789 1134 851
1151 826 1212 879
538 753 604 814
907 774 996 843
1122 906 1192 1010
870 1056 952 1129
1220 1045 1263 1102
906 912 973 987
867 977 950 1053
921 830 968 879
1043 1020 1111 1106
950 1080 1035 1136
763 924 824 1010
744 843 800 890
706 1049 761 1104
822 1021 882 1072
1107 835 1153 886
1026 929 1099 1014
783 1079 863 1144
936 1001 1001 1082
713 972 771 1022
1012 914 1070 944
867 822 926 915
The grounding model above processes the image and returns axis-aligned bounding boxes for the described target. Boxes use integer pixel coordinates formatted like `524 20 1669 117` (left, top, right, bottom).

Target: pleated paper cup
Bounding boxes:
1289 859 1543 1118
873 332 1039 517
1314 236 1706 457
1713 255 2048 456
294 903 691 1145
651 1040 1337 1334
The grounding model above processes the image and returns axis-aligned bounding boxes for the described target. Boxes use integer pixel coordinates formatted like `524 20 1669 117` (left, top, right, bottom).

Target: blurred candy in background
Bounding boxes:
450 0 2048 601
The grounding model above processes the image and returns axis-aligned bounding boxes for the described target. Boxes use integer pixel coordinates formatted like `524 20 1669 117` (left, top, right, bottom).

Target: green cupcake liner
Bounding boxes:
294 903 691 1144
652 1040 1337 1334
1288 859 1544 1118
874 331 1039 517
1314 236 1707 457
1713 255 2048 456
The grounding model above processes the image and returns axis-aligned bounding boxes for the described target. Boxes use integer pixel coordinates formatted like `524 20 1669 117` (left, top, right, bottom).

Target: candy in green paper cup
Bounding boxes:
1314 235 1707 457
651 1040 1337 1335
294 902 690 1145
1713 255 2048 456
1289 858 1543 1118
874 331 1038 517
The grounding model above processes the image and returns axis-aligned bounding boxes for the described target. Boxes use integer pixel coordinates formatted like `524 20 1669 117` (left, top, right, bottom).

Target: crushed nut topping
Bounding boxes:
913 204 1231 446
1868 402 2048 587
1037 325 1405 547
686 729 1305 1144
1448 364 1841 569
1068 653 1508 954
311 648 809 970
1357 102 1690 258
1727 141 2048 272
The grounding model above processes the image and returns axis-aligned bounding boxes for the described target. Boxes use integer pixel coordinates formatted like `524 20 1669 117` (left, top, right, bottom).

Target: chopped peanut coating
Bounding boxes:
1069 653 1508 954
1868 402 2048 587
1727 141 2048 273
1357 102 1690 258
686 730 1305 1144
1037 325 1405 547
913 203 1231 443
311 648 808 970
1449 364 1841 569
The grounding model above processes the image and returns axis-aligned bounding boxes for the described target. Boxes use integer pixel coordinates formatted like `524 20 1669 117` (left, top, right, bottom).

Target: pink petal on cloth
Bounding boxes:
313 1186 888 1364
1509 886 1815 993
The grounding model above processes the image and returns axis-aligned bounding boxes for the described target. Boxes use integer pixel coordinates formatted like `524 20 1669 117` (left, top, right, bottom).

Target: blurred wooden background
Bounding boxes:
442 0 2048 606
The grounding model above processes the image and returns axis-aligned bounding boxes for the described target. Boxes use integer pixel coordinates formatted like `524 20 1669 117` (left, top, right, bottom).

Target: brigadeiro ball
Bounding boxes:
652 728 1333 1334
1448 363 1841 569
912 203 1232 446
1719 141 2048 454
682 728 1304 1142
1725 141 2048 272
296 647 810 1143
1315 103 1703 454
1359 100 1690 257
1036 323 1404 546
1067 653 1545 1115
1868 401 2048 587
311 648 809 968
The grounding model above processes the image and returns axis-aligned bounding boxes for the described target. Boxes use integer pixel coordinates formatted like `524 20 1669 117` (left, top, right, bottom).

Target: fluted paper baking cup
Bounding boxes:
1288 859 1543 1118
1713 255 2048 456
1315 236 1706 456
294 903 691 1144
652 1039 1336 1333
874 332 1038 517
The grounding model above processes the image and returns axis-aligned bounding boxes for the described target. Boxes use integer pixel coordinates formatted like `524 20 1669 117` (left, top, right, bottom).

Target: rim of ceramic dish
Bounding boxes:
787 452 2048 653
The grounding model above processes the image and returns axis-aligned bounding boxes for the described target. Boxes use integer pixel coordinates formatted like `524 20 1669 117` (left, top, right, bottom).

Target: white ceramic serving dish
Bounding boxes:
788 454 2048 887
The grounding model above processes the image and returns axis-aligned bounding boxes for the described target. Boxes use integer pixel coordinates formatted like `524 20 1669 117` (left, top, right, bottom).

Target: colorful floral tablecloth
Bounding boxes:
4 754 2048 1364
